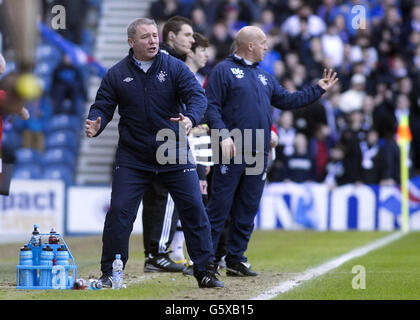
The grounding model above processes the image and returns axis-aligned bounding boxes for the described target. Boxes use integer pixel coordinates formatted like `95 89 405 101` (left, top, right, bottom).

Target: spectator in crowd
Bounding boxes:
321 23 344 68
285 133 316 183
50 55 87 115
259 28 282 76
338 73 366 113
359 128 387 185
190 7 208 36
149 0 181 23
146 0 420 181
209 22 234 63
324 143 345 188
281 3 327 38
309 123 334 182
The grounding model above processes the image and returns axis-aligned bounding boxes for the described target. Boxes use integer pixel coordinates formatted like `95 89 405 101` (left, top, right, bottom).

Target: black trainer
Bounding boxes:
226 262 258 277
195 270 224 288
98 274 112 288
144 253 185 273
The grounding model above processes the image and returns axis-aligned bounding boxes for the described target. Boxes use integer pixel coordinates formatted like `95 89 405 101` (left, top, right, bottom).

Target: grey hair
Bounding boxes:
127 18 157 39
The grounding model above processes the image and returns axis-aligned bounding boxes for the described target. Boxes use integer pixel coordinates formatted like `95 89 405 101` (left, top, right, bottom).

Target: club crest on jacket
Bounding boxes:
157 70 168 83
258 74 268 86
231 68 244 79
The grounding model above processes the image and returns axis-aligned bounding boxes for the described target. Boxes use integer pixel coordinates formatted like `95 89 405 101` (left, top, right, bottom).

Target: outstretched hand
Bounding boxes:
85 117 101 138
170 113 193 135
317 68 339 91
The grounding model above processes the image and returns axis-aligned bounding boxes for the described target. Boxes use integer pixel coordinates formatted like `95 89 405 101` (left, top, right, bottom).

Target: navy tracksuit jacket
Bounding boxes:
88 49 214 274
204 55 325 265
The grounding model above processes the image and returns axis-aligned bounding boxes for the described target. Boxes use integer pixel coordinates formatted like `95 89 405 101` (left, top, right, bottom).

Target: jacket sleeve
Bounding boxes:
87 69 118 137
203 66 229 133
174 62 207 128
270 75 325 110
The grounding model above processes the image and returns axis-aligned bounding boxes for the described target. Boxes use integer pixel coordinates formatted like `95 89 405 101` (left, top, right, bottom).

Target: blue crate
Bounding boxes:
16 232 78 290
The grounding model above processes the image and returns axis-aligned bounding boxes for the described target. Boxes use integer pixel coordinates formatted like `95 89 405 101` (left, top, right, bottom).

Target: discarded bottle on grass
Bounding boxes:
72 278 87 290
112 254 123 290
88 279 103 290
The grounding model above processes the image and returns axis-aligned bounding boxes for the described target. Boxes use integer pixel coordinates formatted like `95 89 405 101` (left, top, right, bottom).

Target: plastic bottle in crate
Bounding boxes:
39 245 54 287
48 228 60 245
112 254 123 290
52 245 70 289
19 245 34 287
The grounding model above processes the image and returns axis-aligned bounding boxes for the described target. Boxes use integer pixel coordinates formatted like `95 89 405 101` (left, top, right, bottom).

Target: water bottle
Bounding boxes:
88 279 103 290
48 228 60 245
72 278 87 290
53 245 69 289
19 245 34 287
112 254 123 290
30 224 42 268
39 245 54 287
30 224 42 247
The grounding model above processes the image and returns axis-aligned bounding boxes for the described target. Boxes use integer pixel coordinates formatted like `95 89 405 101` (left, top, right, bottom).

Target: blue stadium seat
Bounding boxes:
45 114 81 134
13 164 43 179
42 165 74 185
45 130 78 152
15 148 42 165
1 130 22 150
42 147 76 168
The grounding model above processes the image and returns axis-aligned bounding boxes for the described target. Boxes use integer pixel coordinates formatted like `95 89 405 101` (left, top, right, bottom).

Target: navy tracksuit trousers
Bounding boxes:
100 166 214 275
206 162 266 265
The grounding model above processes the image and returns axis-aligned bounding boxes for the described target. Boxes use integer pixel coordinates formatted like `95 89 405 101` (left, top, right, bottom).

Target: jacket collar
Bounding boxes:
230 54 259 67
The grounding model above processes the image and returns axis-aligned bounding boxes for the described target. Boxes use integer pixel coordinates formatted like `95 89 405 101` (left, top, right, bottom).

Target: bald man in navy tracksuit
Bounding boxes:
86 18 223 288
204 26 338 276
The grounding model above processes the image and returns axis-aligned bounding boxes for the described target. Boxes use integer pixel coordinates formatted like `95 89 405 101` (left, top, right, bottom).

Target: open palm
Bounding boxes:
318 68 339 91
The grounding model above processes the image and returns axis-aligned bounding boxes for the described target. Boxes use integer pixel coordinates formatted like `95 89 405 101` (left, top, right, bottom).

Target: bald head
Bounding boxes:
234 26 268 62
0 54 5 75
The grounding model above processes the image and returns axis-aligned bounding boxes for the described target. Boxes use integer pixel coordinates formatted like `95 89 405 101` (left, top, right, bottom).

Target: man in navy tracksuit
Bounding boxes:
86 18 223 288
204 26 338 276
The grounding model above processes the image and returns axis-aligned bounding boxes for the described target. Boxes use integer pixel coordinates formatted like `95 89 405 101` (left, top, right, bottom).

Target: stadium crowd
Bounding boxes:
150 0 420 187
1 0 420 188
0 0 100 184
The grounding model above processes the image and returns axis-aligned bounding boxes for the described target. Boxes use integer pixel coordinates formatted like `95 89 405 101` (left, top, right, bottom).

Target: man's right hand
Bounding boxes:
85 117 101 138
220 137 235 160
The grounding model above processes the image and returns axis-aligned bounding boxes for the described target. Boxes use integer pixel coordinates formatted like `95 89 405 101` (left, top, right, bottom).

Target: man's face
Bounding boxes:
191 46 209 69
129 23 159 60
171 24 195 55
251 32 268 62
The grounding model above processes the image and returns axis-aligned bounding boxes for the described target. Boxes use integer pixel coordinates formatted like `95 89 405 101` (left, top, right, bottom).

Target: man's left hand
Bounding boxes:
170 113 193 135
318 68 339 91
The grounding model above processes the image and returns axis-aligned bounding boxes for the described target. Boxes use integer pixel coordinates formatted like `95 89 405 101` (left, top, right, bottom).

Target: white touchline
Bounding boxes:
250 231 406 300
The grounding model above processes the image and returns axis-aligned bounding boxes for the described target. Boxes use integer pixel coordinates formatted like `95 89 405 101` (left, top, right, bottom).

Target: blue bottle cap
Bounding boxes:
115 254 121 259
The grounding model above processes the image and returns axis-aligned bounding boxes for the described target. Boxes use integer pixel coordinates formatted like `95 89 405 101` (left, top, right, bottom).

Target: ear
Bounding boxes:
168 31 175 41
248 41 254 52
128 38 134 48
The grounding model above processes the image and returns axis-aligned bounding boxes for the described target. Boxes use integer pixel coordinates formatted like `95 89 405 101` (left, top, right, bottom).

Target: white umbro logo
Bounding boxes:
123 77 133 83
